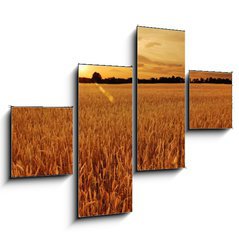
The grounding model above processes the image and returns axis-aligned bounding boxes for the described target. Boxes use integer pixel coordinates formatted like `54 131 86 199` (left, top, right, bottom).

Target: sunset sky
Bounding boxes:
137 26 185 79
190 71 232 80
78 65 132 79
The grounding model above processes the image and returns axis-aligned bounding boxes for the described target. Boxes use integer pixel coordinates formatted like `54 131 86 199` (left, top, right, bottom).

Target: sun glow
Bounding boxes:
78 65 132 79
78 65 88 76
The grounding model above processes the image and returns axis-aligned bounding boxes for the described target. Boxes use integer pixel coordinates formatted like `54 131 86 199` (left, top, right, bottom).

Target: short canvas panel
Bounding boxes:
78 64 132 218
137 26 185 171
11 107 73 177
189 71 232 129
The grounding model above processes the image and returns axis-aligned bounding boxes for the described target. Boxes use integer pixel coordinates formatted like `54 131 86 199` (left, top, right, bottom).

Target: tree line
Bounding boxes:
138 76 185 83
79 72 132 84
190 77 232 84
79 72 186 84
79 72 232 84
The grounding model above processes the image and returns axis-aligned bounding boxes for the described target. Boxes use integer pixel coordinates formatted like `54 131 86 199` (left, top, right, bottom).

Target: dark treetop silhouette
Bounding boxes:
138 76 185 83
79 72 132 84
190 77 232 84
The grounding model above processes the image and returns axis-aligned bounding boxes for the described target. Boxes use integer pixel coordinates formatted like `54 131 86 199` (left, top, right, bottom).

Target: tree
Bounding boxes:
92 72 102 82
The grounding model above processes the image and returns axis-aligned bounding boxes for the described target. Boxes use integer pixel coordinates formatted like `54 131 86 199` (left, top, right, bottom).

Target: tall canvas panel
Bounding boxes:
78 64 132 218
189 71 232 129
137 26 185 171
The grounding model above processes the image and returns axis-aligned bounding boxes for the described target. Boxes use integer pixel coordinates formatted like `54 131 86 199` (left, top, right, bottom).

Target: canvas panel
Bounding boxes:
189 71 232 129
11 107 73 177
78 64 132 218
137 26 185 171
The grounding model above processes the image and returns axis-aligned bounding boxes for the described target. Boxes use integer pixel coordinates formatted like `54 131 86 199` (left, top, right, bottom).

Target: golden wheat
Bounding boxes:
11 107 73 177
137 84 185 171
189 84 232 129
78 83 132 218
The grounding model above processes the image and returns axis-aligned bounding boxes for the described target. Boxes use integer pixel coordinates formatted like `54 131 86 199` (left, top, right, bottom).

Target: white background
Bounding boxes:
0 0 239 239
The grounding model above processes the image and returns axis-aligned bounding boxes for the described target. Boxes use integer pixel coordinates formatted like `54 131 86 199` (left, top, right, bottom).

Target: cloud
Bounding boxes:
138 55 183 68
138 55 153 64
145 42 161 48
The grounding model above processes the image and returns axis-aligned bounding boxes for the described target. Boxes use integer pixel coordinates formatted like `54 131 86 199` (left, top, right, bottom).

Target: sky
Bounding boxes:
190 71 232 80
78 65 132 79
137 26 185 79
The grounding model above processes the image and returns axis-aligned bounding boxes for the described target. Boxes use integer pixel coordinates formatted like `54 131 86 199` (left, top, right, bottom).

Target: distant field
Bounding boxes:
137 83 185 171
78 83 132 218
190 84 232 129
11 107 73 177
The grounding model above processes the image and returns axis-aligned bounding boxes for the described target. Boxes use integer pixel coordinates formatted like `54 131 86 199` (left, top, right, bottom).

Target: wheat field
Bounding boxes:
11 107 73 177
189 84 232 129
78 83 132 218
137 84 185 171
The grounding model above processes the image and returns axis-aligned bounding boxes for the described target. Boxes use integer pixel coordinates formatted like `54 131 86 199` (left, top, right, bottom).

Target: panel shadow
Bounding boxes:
185 72 189 131
71 211 128 225
130 28 137 174
3 109 11 183
69 66 79 223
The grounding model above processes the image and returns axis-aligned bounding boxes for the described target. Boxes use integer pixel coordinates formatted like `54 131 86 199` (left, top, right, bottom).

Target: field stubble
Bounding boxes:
190 84 232 129
11 107 73 177
137 84 185 171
